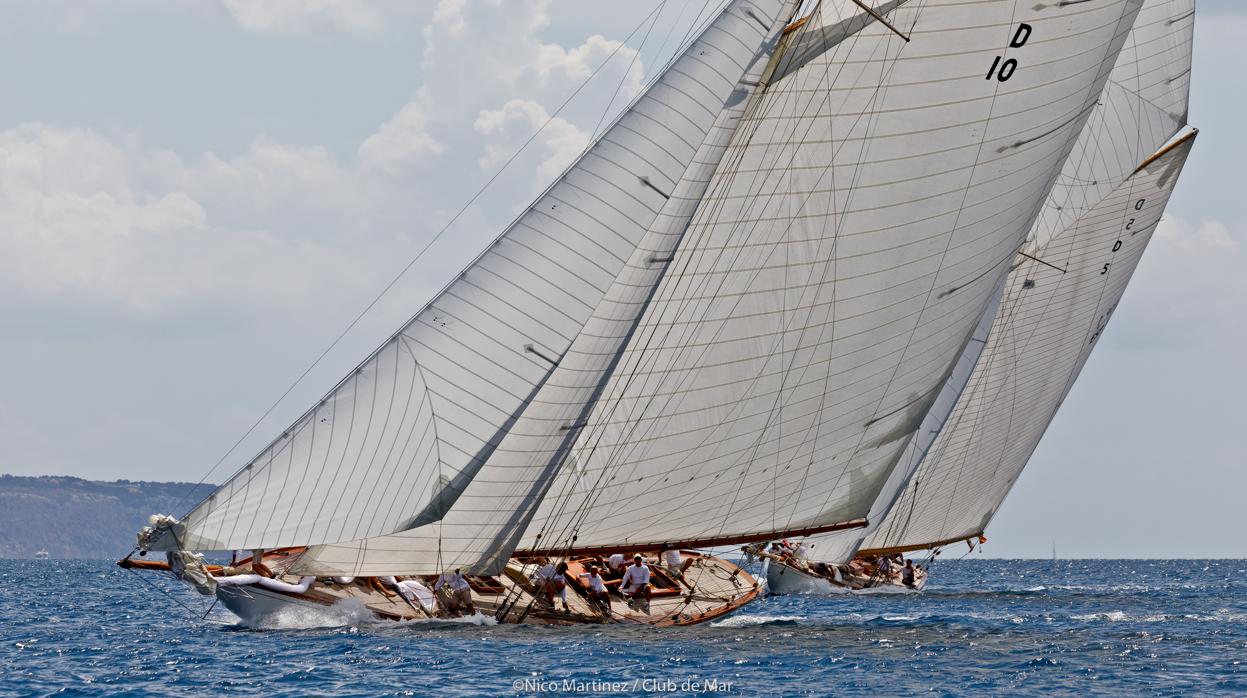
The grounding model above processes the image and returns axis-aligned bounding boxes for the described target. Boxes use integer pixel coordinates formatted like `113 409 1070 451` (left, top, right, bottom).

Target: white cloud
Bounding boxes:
534 34 643 97
474 99 588 187
1119 215 1246 344
220 0 385 36
358 94 444 174
1154 216 1240 256
0 124 362 313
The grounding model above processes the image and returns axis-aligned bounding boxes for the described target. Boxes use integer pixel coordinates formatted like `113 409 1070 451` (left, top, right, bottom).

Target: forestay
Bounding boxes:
860 130 1196 555
793 0 1194 562
151 0 796 552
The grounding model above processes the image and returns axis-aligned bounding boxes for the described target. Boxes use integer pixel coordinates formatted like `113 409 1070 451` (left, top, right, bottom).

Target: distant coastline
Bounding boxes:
0 475 212 559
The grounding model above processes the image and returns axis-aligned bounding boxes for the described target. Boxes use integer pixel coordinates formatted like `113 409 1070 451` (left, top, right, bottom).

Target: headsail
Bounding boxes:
859 129 1196 556
296 0 1145 576
150 0 798 552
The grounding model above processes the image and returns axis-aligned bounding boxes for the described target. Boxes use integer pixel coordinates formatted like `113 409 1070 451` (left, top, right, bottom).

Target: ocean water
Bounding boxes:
2 559 1244 696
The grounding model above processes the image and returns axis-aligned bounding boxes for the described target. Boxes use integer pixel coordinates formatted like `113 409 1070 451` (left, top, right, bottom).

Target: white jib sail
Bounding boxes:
153 0 798 553
792 0 1194 562
288 0 803 573
297 0 1145 576
861 129 1195 554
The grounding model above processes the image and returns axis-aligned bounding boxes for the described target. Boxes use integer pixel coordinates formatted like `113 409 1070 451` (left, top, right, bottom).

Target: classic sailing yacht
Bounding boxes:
765 0 1196 594
122 0 1157 625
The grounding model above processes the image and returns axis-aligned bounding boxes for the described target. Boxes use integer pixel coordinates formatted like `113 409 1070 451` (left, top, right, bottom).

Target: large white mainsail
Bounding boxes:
150 0 799 553
858 129 1195 555
297 0 1145 576
517 0 1145 553
791 0 1194 563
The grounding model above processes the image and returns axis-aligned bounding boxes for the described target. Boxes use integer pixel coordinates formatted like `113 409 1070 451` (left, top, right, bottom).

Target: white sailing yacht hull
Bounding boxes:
766 560 926 595
767 562 850 595
216 585 326 625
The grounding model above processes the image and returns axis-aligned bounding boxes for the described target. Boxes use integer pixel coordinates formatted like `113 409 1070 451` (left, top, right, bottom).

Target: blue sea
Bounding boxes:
2 559 1244 696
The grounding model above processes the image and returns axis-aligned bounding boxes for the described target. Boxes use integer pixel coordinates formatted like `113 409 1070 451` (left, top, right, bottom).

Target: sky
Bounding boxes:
0 1 1242 558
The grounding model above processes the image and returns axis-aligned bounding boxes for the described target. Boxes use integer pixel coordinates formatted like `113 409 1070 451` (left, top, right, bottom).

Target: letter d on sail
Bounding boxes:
1010 23 1032 48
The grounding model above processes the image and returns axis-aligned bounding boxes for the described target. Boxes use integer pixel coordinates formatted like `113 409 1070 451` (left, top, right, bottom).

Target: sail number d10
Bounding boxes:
986 23 1032 82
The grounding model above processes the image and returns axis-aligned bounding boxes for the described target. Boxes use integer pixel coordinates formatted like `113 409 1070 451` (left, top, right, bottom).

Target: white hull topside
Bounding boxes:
215 584 328 626
765 560 925 595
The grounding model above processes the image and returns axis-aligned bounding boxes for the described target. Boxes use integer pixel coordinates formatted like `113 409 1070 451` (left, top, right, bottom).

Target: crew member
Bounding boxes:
901 559 917 589
534 561 570 612
579 565 611 615
434 568 475 616
661 546 683 578
619 554 652 612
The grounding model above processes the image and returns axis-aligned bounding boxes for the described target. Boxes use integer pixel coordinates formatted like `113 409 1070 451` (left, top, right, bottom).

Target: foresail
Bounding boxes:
513 0 1144 554
289 0 803 574
156 0 795 553
860 130 1196 555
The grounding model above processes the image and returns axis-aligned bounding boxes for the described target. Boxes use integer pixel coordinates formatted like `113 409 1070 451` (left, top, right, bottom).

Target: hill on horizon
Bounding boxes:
0 474 213 559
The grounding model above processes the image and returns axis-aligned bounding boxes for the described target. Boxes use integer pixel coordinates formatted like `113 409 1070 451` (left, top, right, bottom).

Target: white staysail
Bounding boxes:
860 129 1196 555
297 0 1144 576
788 0 1194 563
152 0 798 553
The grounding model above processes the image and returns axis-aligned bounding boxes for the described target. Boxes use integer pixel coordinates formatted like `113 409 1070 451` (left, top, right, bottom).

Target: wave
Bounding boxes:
711 614 805 628
237 601 498 631
1069 609 1247 624
244 598 378 631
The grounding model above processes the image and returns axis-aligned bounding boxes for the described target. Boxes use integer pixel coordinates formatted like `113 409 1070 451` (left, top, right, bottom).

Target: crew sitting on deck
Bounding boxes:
579 565 611 614
534 561 571 612
901 559 916 589
660 546 683 579
619 554 652 612
877 554 893 577
434 568 475 616
607 552 627 574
